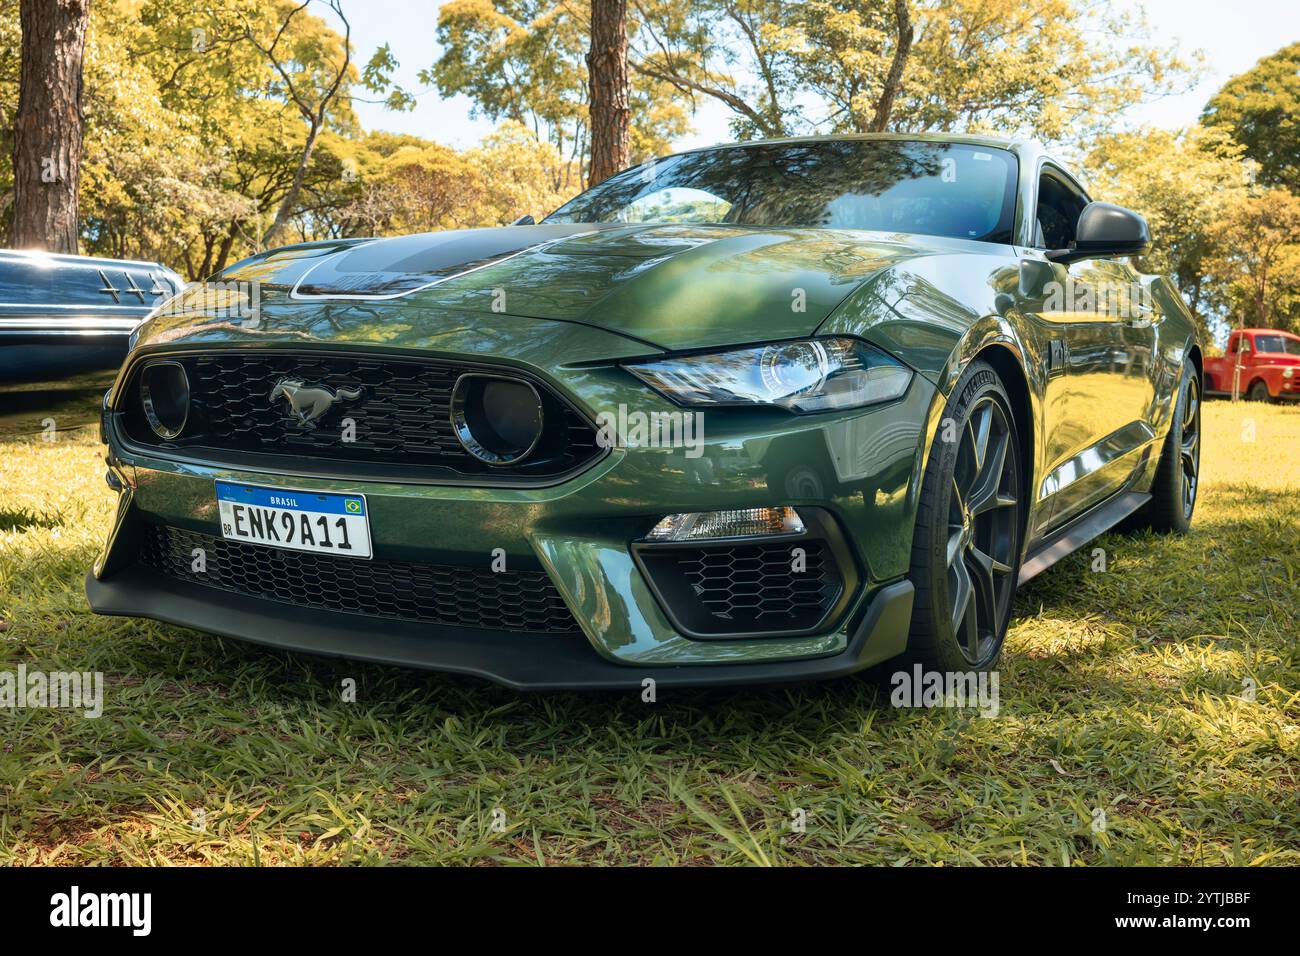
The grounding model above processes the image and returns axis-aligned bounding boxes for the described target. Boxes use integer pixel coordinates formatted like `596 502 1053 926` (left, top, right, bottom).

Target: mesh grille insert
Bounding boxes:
121 352 601 483
139 524 581 634
635 538 845 636
678 542 839 623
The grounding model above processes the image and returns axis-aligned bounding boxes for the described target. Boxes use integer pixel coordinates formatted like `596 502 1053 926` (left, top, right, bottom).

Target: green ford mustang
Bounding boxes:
87 133 1203 689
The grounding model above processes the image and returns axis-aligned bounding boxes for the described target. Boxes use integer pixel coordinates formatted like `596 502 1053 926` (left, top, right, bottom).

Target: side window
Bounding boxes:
1034 168 1089 249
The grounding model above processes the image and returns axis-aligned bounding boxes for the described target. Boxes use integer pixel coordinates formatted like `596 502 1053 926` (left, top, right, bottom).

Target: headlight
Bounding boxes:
1284 368 1294 379
625 337 912 413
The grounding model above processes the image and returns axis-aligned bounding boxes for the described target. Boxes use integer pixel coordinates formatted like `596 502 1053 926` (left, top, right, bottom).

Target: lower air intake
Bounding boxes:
139 524 581 634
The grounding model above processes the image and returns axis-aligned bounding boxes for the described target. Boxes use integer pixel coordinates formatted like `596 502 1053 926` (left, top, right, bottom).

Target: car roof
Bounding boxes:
688 131 1029 150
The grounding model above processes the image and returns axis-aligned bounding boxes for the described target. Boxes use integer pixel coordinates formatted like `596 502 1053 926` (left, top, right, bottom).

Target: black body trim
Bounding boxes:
85 566 914 690
630 508 860 639
1018 490 1150 585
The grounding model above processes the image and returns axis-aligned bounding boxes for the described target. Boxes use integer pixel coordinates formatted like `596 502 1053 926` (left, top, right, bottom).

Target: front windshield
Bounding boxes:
545 140 1019 243
1252 334 1300 355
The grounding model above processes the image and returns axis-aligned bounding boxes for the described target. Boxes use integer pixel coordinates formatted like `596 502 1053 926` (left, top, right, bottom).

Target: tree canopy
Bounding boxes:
2 0 1293 337
1202 41 1300 194
1082 125 1252 331
1 0 573 276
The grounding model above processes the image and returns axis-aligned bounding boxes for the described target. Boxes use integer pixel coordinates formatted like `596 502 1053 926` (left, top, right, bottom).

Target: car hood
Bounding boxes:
220 223 963 351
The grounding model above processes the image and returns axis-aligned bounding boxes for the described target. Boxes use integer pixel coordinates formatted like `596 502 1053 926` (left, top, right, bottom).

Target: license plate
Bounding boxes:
215 481 372 559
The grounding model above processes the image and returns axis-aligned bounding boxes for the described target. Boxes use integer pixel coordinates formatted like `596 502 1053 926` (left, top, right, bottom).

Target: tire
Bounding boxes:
1247 380 1272 403
903 360 1024 672
1130 360 1200 534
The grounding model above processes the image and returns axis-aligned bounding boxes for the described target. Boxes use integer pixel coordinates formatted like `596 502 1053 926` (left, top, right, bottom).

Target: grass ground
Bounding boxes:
1 396 1297 865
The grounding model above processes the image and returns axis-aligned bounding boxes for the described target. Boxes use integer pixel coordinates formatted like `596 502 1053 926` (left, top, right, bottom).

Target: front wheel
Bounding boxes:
1130 360 1200 533
903 360 1024 673
1247 380 1272 403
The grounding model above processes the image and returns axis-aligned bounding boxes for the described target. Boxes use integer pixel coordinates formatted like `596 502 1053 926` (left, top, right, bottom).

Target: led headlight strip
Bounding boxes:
625 337 911 413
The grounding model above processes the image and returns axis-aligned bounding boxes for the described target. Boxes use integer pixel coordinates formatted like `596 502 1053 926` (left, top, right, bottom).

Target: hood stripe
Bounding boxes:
289 227 604 302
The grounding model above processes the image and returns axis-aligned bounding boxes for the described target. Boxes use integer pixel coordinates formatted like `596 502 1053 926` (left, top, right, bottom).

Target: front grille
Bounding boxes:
121 351 602 483
634 538 845 637
678 542 839 623
139 524 582 634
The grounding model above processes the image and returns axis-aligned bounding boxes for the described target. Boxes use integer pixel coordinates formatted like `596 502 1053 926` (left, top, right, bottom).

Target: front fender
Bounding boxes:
817 252 1044 556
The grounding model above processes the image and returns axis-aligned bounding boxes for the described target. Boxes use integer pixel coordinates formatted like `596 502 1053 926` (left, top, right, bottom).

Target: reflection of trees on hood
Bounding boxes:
550 141 945 226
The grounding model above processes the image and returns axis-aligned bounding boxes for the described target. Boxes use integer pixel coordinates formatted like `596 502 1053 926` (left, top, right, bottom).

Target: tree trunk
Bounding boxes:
867 0 914 133
197 232 216 281
11 0 89 253
587 0 631 186
1255 261 1270 327
261 122 321 250
246 1 352 250
213 221 239 275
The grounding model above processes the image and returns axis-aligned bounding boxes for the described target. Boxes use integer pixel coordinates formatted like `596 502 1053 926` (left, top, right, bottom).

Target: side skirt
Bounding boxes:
1018 490 1151 585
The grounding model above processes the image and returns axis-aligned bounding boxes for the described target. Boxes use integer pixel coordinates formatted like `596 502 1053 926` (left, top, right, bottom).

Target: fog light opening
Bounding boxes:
140 361 190 440
450 374 545 465
645 506 805 542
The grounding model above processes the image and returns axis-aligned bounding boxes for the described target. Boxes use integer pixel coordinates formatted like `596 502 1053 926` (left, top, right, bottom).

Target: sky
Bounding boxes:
338 0 1300 151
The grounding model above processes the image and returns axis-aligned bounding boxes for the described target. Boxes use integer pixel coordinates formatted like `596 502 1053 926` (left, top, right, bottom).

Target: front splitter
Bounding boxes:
85 565 914 691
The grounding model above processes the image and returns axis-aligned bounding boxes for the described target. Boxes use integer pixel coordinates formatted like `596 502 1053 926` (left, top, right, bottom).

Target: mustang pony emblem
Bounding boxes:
270 379 364 428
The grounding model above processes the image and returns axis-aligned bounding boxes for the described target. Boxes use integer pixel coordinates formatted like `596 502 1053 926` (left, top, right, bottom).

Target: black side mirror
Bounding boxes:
1046 201 1150 264
511 214 536 226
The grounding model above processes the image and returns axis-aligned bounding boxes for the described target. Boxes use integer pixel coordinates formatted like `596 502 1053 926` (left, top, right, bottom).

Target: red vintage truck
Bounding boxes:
1203 328 1300 402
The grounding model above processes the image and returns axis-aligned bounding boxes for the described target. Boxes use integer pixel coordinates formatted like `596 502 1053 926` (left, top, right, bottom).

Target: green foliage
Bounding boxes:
0 5 22 226
362 44 417 112
630 0 1197 142
325 121 574 236
900 0 1196 140
1203 42 1300 193
425 0 690 179
0 0 615 273
21 0 370 272
0 0 1278 322
1084 123 1300 336
1205 189 1300 333
1082 126 1253 333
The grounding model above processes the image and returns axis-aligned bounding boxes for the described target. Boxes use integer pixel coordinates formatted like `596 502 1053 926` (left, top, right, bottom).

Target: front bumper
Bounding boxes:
86 565 913 690
89 324 936 687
